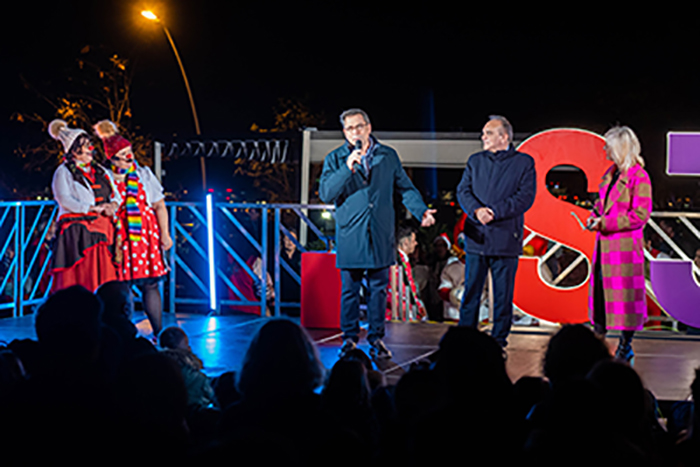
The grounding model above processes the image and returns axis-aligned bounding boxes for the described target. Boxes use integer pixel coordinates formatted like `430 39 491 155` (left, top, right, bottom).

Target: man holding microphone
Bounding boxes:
320 109 436 359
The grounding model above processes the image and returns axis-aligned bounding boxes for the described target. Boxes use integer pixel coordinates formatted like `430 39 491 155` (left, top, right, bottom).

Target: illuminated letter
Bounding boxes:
649 132 700 327
514 129 609 323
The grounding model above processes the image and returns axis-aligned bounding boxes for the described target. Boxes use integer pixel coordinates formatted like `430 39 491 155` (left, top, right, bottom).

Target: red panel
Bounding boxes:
301 252 341 329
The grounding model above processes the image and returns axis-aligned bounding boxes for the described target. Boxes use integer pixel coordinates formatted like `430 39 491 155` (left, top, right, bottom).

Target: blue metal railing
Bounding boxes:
0 200 335 318
0 201 57 317
168 202 335 317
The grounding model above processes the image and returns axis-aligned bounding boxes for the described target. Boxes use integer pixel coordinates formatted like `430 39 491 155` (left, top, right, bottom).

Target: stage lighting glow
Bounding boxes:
206 194 216 311
206 315 218 332
321 211 332 220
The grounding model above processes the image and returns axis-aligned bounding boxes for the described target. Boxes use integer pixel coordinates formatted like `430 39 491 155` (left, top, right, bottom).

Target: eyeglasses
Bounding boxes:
344 123 368 133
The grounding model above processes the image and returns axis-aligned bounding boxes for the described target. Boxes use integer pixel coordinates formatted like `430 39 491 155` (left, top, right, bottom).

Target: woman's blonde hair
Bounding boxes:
604 125 644 172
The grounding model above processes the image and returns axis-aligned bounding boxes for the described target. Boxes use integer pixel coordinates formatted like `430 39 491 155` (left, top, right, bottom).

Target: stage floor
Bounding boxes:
1 311 698 401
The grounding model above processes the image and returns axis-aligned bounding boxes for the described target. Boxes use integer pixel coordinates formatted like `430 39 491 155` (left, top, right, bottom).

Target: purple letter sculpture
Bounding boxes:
667 132 700 175
650 260 700 328
650 133 700 327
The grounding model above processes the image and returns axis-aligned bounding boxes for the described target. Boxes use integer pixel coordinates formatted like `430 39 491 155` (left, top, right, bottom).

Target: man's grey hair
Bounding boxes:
488 115 513 142
340 108 371 127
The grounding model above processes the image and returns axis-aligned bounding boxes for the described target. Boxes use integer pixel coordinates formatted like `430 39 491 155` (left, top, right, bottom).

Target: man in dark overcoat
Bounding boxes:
319 109 436 358
457 115 536 348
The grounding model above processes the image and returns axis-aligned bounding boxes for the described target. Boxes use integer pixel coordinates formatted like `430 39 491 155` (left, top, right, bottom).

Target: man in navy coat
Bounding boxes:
457 115 536 348
320 109 436 359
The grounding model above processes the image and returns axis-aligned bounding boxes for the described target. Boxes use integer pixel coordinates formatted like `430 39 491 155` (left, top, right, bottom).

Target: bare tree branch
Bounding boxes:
12 46 153 183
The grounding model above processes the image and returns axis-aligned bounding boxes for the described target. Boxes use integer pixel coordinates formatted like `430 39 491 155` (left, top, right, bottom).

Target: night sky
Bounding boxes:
2 1 700 200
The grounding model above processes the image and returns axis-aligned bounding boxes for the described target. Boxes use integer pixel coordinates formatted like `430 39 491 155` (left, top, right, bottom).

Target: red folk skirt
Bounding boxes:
50 213 117 293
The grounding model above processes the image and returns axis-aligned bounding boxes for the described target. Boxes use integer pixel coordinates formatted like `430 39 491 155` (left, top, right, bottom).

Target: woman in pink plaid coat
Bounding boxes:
587 126 652 363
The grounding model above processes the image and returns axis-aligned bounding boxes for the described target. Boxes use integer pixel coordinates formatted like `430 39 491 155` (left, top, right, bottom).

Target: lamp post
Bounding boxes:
142 10 207 191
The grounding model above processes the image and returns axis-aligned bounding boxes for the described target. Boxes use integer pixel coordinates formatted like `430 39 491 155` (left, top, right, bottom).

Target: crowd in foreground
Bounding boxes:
0 284 699 466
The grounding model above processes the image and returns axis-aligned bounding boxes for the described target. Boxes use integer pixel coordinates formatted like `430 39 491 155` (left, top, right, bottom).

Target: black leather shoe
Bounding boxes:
338 339 357 358
369 339 393 359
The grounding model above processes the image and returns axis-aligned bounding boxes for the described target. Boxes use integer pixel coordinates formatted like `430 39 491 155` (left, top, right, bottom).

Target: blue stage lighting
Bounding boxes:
206 194 217 311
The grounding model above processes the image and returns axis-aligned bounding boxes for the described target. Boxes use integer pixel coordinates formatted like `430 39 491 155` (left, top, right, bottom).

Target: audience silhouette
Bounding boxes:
0 287 696 465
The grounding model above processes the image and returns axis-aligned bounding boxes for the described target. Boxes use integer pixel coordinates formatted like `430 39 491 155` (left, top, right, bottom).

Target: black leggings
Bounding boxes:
140 282 162 336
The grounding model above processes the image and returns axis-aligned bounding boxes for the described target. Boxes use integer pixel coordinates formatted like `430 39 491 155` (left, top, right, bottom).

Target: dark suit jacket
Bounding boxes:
319 138 428 269
457 145 536 257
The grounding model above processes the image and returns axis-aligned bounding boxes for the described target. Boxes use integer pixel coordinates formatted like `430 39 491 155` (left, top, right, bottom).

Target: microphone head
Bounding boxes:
354 139 362 151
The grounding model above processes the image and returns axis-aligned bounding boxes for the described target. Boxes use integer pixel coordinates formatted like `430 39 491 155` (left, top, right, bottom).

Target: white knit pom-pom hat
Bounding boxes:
48 119 87 154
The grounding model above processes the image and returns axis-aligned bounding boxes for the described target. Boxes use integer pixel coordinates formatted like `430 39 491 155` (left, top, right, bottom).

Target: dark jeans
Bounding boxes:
459 254 519 347
340 267 389 344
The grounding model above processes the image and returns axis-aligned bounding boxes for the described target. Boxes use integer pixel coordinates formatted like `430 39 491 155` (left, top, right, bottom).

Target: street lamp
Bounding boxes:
142 10 207 190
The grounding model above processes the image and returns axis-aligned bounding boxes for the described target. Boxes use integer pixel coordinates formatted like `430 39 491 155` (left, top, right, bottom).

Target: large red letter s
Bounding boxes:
514 129 609 324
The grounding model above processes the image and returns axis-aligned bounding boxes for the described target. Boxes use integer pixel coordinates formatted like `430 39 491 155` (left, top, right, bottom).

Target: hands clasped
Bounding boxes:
475 207 494 225
89 202 118 217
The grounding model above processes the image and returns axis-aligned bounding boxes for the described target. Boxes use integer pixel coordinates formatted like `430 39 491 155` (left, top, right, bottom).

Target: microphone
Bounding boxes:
353 139 364 177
